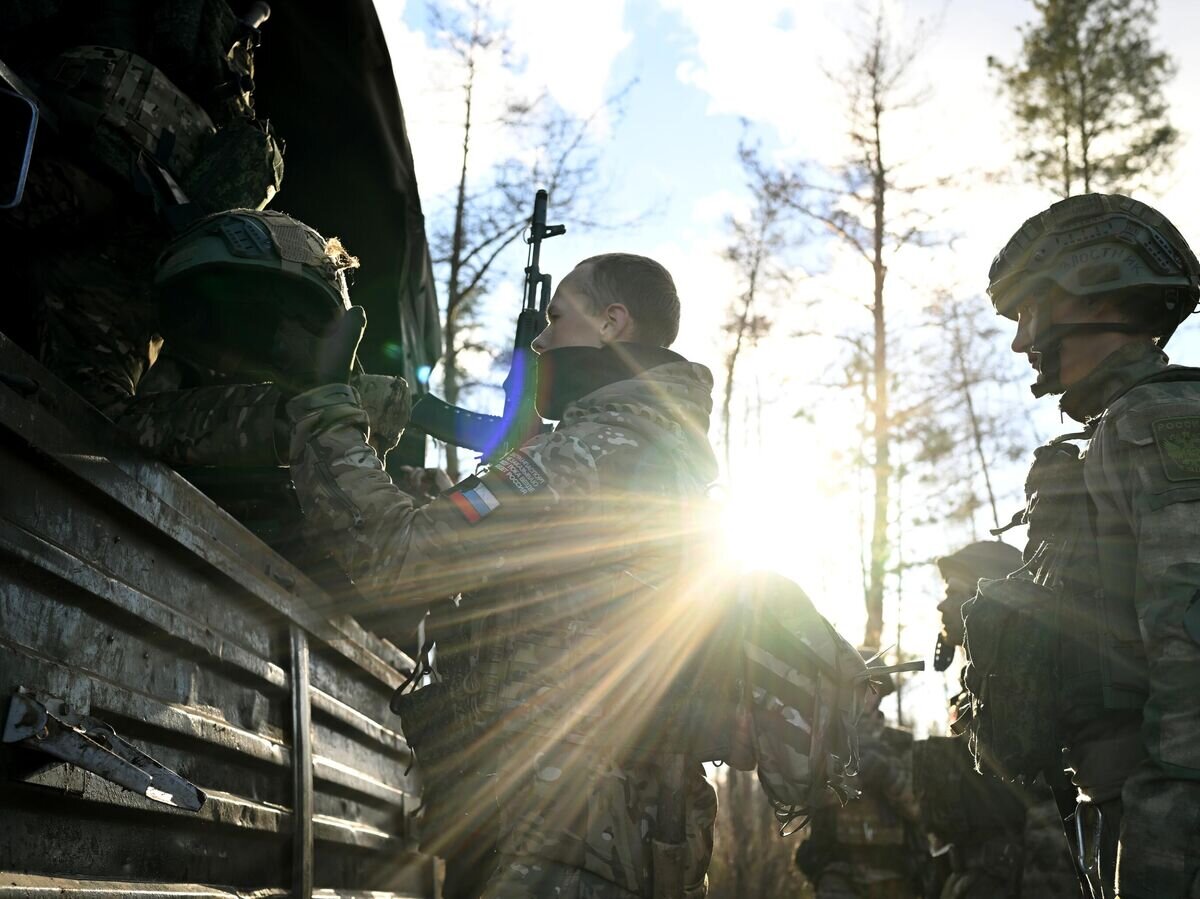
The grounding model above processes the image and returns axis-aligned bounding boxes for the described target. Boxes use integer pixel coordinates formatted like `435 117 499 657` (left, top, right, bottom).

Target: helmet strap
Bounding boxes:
1028 320 1149 397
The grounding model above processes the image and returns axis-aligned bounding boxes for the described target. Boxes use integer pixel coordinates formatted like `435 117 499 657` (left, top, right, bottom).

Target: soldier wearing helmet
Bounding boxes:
934 541 1023 669
917 540 1079 899
135 209 409 467
980 193 1200 898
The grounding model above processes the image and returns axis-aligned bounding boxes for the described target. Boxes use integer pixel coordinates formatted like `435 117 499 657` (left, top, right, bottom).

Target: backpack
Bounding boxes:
735 571 921 831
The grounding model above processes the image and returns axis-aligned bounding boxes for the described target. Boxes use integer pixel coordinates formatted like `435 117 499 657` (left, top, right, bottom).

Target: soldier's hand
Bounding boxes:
272 306 367 391
393 466 453 505
351 373 411 460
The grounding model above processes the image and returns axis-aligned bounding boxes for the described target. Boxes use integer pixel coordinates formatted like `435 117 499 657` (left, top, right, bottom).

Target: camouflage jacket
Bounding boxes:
1037 341 1200 895
799 712 922 887
287 356 721 897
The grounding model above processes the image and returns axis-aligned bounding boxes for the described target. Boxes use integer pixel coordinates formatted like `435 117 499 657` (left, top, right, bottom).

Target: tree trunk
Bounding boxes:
722 241 763 473
442 52 476 482
950 307 1000 528
1059 92 1073 196
865 75 890 651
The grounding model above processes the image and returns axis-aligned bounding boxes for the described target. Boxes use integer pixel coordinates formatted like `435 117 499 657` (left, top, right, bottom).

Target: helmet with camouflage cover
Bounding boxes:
988 194 1200 395
153 209 357 379
932 541 1022 669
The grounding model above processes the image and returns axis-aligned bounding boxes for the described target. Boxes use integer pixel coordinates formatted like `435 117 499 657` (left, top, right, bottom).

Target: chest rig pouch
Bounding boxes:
914 736 1028 842
962 574 1061 780
962 434 1091 779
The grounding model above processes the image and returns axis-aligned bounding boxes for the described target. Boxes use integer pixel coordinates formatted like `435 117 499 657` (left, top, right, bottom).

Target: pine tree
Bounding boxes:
989 0 1178 196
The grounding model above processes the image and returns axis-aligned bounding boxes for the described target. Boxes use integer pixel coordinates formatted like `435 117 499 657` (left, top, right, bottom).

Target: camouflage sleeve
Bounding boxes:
857 743 921 823
285 384 649 631
107 382 286 467
1088 388 1200 777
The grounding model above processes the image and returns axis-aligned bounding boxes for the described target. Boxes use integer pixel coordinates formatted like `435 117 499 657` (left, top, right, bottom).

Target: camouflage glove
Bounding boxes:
350 373 411 461
285 382 371 463
392 466 452 505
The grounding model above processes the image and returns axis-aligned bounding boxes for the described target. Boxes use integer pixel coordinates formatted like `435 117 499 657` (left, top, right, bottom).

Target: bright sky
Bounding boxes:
374 0 1200 735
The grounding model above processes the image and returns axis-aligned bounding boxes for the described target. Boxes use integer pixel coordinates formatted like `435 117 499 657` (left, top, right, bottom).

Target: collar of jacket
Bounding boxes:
1059 341 1169 423
534 342 687 420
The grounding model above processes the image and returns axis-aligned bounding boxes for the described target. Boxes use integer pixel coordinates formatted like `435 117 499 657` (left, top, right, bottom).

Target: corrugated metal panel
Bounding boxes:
0 334 438 898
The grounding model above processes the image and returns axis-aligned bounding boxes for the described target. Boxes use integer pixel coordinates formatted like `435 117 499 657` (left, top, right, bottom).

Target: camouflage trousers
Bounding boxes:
482 857 643 899
420 743 716 899
1076 766 1200 899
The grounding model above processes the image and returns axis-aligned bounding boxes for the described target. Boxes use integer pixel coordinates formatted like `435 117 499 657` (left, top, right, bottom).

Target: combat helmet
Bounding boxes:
154 209 357 378
935 540 1022 585
989 194 1200 394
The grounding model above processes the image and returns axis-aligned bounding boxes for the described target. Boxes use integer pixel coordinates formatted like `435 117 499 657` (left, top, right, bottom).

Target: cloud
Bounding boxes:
373 0 632 199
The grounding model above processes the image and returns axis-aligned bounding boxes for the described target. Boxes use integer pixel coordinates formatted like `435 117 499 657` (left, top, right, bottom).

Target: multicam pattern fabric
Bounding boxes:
2 154 286 468
800 714 923 899
349 373 410 461
287 359 721 897
741 573 870 824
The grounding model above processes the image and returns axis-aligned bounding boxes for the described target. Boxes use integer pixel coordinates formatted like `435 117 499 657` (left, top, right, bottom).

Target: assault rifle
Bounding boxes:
410 189 565 463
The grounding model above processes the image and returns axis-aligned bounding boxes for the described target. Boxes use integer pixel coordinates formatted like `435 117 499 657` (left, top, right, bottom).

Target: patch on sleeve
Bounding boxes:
1152 417 1200 481
490 450 549 496
447 476 501 524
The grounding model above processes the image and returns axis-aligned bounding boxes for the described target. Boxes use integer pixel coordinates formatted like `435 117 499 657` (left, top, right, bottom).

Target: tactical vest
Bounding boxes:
963 431 1140 778
9 0 281 215
913 736 1027 842
965 368 1200 778
398 413 727 762
797 725 917 882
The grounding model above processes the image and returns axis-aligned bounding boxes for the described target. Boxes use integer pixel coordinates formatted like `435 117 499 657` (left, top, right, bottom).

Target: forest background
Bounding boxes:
373 0 1200 893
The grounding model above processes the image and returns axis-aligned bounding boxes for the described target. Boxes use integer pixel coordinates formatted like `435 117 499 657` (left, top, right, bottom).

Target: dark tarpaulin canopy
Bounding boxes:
254 0 442 400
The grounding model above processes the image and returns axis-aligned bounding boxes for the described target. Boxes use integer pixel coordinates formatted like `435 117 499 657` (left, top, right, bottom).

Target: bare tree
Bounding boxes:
751 7 937 648
427 0 628 478
720 144 798 472
906 292 1028 537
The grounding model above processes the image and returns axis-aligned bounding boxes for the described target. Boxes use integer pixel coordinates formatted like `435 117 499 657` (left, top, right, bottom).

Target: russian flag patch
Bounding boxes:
448 478 501 524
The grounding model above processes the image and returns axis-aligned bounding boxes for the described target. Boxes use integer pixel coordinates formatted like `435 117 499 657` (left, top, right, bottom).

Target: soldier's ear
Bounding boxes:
603 303 633 342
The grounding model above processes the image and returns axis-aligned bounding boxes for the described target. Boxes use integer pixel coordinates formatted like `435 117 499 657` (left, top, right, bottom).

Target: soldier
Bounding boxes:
284 253 720 899
918 541 1079 899
795 669 924 899
145 208 409 469
1 1 284 465
979 194 1200 898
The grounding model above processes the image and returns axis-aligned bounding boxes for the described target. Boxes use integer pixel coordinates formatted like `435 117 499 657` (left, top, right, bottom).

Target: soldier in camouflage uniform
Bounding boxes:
285 253 720 899
918 541 1079 899
145 208 410 468
1 0 286 467
796 671 924 899
983 194 1200 898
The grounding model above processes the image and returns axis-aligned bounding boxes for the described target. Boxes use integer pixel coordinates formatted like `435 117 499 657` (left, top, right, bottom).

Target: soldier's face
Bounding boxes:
1011 290 1135 388
532 267 610 353
936 575 974 646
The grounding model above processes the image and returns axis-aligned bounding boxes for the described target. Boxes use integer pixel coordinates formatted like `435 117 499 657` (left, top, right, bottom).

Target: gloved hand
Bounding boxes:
271 306 367 391
393 466 453 505
351 372 411 461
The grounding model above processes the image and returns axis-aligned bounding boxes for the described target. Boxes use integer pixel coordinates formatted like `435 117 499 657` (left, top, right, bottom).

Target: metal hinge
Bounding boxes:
3 688 206 812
